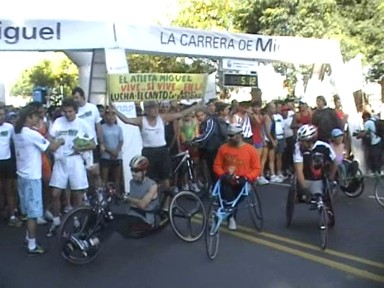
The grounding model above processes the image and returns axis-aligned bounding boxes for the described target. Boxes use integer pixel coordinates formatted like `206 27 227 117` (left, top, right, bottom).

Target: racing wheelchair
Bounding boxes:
58 183 207 264
286 176 335 250
205 178 263 260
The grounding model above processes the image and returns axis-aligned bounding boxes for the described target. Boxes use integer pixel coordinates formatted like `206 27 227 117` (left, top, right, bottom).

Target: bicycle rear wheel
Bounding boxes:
247 184 263 231
58 206 101 265
169 190 206 242
205 202 220 260
319 206 329 250
374 178 384 207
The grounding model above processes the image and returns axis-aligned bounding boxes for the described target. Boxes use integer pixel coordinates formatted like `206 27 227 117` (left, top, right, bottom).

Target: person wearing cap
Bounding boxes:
112 100 202 194
100 107 124 191
213 124 261 230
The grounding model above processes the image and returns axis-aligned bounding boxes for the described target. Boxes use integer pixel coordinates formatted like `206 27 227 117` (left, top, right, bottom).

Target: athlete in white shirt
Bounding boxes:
0 106 20 227
13 104 64 254
72 87 105 167
47 98 95 237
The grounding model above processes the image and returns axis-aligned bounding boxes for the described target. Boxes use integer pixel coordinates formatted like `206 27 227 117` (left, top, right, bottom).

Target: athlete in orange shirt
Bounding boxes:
213 124 261 229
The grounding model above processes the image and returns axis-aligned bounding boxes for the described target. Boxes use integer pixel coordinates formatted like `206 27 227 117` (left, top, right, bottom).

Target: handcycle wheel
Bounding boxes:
319 206 329 250
374 177 384 207
58 206 101 265
286 184 296 227
169 190 206 242
246 183 263 231
325 182 336 228
340 168 365 198
205 201 220 260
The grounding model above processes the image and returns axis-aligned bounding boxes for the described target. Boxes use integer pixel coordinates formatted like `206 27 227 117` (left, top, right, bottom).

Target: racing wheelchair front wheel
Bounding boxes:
205 201 220 260
169 190 206 242
58 206 102 265
247 183 263 232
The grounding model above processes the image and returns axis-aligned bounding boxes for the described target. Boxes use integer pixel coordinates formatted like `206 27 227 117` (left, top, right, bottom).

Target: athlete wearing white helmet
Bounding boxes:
293 124 337 224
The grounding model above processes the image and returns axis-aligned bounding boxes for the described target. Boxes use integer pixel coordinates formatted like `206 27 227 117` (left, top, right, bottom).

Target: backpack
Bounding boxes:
369 119 384 138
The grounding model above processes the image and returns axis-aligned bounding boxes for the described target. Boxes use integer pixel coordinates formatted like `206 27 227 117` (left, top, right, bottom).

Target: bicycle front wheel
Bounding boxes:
169 190 206 242
374 178 384 207
205 202 220 260
58 206 102 265
247 184 263 232
319 206 329 250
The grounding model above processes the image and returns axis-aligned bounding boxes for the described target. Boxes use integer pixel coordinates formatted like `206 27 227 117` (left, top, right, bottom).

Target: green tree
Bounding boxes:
10 54 79 97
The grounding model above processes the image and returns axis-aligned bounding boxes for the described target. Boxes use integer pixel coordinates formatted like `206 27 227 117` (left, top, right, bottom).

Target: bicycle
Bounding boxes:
170 146 211 197
58 182 206 264
286 177 335 250
205 179 263 260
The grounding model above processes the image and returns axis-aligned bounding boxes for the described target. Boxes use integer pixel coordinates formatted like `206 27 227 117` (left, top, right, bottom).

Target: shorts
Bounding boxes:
17 177 43 219
142 146 171 181
275 138 286 154
100 158 122 168
0 158 16 179
50 155 88 191
305 180 324 196
253 143 263 149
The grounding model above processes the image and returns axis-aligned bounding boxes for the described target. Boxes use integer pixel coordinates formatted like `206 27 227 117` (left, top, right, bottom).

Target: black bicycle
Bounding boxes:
58 183 206 264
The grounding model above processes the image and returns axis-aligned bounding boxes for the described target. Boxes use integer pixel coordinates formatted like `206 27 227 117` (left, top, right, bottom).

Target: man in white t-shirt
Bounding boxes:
13 104 64 254
47 98 95 237
0 106 20 227
72 87 104 168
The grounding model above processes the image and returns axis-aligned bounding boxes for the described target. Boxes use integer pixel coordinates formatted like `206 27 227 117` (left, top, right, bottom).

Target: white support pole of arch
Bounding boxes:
105 48 142 193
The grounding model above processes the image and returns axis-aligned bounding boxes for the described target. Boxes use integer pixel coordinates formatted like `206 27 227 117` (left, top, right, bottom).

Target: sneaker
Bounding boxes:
270 175 283 183
277 174 287 181
257 176 269 185
8 217 22 227
44 210 54 222
190 183 201 193
228 216 237 230
46 223 60 238
19 214 28 221
37 217 48 225
27 245 45 255
64 205 73 214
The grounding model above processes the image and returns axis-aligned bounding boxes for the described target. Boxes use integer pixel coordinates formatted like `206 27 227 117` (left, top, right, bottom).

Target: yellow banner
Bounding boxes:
108 73 207 102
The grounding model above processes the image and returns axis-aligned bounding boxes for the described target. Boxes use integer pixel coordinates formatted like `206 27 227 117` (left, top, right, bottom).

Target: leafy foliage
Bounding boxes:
10 54 78 97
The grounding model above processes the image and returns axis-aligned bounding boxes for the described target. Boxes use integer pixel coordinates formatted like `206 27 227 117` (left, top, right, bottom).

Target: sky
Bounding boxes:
0 0 179 96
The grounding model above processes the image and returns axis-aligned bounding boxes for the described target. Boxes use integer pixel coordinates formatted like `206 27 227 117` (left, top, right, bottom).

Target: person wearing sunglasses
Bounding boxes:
213 124 261 230
114 155 159 236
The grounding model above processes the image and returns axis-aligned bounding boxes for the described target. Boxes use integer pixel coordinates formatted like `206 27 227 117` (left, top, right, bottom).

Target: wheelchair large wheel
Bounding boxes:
246 184 263 232
286 185 296 227
58 206 102 265
374 178 384 207
319 206 329 250
205 202 220 260
340 168 365 198
169 190 206 242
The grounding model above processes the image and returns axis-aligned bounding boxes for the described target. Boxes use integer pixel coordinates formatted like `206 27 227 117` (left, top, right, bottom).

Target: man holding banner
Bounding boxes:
111 100 202 196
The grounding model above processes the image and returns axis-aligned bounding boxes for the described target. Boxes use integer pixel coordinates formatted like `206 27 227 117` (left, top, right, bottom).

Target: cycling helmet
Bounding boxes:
129 155 149 171
227 124 243 136
297 124 317 141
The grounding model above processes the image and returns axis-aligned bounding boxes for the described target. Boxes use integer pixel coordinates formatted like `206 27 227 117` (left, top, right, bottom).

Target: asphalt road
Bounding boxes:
0 177 383 288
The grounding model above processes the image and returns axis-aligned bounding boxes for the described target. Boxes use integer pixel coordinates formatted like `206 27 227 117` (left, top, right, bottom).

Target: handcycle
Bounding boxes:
286 176 335 250
58 182 207 264
205 178 263 260
170 145 211 198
